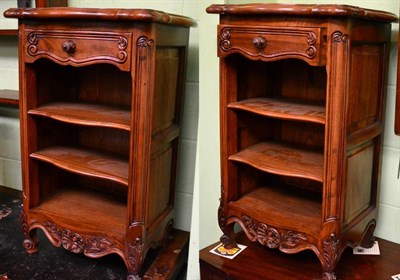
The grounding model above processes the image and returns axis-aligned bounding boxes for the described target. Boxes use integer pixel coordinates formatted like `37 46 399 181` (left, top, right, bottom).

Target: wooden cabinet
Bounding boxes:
207 4 397 280
4 8 196 279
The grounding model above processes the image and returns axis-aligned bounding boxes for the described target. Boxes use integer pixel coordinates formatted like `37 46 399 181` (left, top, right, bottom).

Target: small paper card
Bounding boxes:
353 241 380 255
210 243 247 259
391 274 400 280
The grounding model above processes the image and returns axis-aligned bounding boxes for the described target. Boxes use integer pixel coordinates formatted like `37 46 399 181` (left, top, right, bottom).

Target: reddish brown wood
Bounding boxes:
0 29 18 36
200 234 400 280
206 4 397 22
208 4 396 280
229 142 324 182
5 8 197 27
228 97 326 124
0 90 19 106
5 7 195 279
29 103 131 131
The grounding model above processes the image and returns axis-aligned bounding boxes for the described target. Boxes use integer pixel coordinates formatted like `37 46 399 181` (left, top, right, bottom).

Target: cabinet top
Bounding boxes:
4 7 197 27
206 4 398 22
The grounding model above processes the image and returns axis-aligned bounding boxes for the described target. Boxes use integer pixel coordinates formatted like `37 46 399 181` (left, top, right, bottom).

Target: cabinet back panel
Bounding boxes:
34 60 132 107
37 162 127 207
35 120 130 157
236 57 327 104
237 112 324 152
77 64 132 107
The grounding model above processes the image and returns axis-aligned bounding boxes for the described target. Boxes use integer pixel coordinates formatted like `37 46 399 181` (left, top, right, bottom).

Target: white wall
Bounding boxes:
198 0 400 250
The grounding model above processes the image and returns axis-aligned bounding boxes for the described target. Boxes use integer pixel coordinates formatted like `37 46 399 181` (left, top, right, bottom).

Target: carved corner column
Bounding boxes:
321 233 340 280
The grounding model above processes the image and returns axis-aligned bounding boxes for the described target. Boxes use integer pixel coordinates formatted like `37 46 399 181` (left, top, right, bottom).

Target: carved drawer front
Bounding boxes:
218 25 326 66
24 30 132 71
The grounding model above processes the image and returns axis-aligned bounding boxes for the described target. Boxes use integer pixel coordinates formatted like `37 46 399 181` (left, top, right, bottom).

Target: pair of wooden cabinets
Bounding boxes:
207 4 397 280
4 3 399 280
5 7 196 279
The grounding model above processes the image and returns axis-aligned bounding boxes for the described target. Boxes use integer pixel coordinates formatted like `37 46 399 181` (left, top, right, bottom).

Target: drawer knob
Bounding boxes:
62 40 76 54
253 36 267 49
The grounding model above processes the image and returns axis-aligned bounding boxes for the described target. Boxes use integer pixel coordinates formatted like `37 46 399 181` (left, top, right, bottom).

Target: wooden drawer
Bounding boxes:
217 25 326 66
24 30 132 71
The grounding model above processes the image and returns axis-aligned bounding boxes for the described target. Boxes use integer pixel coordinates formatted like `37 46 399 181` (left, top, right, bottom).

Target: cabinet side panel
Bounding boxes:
344 143 374 225
152 48 180 134
347 44 383 133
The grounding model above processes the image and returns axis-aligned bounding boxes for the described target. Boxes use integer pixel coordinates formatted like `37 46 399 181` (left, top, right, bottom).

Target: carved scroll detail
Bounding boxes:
43 221 113 255
25 31 130 69
218 27 319 61
20 209 37 253
218 185 226 230
241 215 307 249
220 27 232 51
322 233 339 280
137 36 154 48
128 238 144 275
332 31 349 43
27 32 38 54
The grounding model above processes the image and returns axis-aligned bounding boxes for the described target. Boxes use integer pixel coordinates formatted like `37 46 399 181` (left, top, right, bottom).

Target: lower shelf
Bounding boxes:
227 185 322 237
31 187 127 240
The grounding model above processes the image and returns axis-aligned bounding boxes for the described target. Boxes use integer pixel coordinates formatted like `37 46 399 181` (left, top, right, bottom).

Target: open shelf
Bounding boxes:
0 89 19 106
31 187 126 239
228 185 322 237
29 102 131 131
229 97 326 125
30 146 129 186
229 142 324 182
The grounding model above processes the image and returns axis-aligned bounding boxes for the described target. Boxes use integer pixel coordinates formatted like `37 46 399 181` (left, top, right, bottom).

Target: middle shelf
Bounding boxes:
228 97 326 124
28 102 131 131
30 146 129 186
229 142 324 182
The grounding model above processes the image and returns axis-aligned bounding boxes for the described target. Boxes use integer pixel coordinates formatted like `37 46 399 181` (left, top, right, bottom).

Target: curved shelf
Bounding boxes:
229 142 324 182
28 102 131 131
30 146 129 186
228 97 325 124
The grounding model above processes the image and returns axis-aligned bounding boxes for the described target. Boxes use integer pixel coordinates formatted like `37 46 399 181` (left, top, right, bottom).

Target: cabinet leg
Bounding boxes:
320 233 339 280
360 219 376 248
322 271 337 280
127 272 140 280
20 210 38 254
22 228 38 254
220 223 237 249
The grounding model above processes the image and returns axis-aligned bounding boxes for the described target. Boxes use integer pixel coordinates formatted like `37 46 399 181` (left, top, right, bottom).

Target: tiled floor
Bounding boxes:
0 190 132 279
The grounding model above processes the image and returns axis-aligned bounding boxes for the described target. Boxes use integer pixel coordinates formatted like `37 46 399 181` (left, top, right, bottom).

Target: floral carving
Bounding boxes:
241 216 307 249
85 237 114 255
322 233 339 280
128 238 144 275
43 221 113 255
61 229 85 253
218 185 226 230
